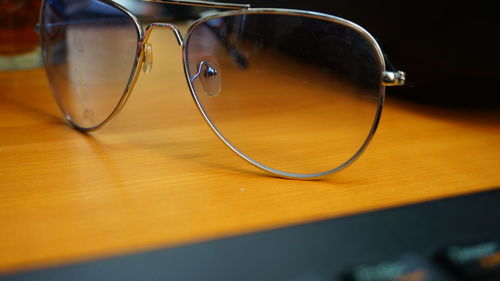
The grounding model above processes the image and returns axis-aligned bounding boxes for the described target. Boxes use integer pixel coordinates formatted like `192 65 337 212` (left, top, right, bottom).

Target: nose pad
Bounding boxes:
143 43 153 74
191 57 222 97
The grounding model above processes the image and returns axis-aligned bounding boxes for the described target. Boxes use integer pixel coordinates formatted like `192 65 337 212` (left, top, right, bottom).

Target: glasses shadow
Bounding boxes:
0 95 66 127
93 128 344 182
77 132 129 183
0 97 374 183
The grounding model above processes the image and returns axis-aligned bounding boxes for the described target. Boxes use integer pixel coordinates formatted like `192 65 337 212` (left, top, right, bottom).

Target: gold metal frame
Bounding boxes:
38 0 405 179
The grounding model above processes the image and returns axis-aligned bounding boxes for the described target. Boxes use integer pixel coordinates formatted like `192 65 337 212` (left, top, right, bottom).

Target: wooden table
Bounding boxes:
1 32 499 274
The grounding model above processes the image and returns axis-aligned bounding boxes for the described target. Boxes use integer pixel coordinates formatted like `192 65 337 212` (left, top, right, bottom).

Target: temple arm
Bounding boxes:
382 54 406 86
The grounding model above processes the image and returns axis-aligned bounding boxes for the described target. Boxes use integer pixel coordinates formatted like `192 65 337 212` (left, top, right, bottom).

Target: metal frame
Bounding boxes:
38 0 405 179
143 0 250 9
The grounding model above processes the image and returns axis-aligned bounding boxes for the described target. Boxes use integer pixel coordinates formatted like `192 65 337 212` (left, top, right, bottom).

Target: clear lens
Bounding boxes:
185 12 384 176
41 0 140 129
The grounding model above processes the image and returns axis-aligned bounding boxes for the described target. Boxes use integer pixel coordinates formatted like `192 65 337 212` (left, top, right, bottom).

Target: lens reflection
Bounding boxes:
186 13 384 175
41 0 139 129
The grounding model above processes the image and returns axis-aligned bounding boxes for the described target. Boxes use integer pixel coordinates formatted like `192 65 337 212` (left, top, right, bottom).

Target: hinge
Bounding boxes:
382 71 406 87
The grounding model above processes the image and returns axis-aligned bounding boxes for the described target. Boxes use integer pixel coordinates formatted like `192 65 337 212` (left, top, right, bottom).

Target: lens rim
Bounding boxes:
39 0 145 131
183 8 387 180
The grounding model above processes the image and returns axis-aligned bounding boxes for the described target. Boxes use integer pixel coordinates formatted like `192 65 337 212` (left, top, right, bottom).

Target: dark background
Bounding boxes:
232 0 500 107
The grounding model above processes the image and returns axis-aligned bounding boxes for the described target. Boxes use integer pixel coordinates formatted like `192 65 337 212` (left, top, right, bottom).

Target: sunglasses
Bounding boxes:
38 0 405 179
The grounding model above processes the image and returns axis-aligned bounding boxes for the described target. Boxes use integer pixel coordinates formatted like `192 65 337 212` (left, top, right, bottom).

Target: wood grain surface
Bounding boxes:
1 31 499 274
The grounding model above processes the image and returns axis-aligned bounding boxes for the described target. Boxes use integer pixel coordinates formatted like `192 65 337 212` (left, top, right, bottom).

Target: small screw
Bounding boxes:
204 65 218 78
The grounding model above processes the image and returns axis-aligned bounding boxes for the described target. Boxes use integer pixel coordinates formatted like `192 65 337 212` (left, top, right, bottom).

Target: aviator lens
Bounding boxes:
41 0 140 129
185 12 385 176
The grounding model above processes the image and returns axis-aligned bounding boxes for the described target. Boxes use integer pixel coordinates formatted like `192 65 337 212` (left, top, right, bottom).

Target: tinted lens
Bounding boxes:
185 12 384 176
41 0 139 129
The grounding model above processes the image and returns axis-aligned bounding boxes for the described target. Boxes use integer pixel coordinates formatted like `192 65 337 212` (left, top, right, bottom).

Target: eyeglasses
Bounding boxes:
38 0 405 179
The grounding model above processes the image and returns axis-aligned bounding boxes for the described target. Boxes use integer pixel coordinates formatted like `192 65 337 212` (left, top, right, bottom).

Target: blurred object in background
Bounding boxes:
372 2 500 108
240 0 500 108
0 0 42 70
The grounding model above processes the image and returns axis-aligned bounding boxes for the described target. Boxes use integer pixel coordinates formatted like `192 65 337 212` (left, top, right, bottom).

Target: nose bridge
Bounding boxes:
144 23 184 46
141 23 184 73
